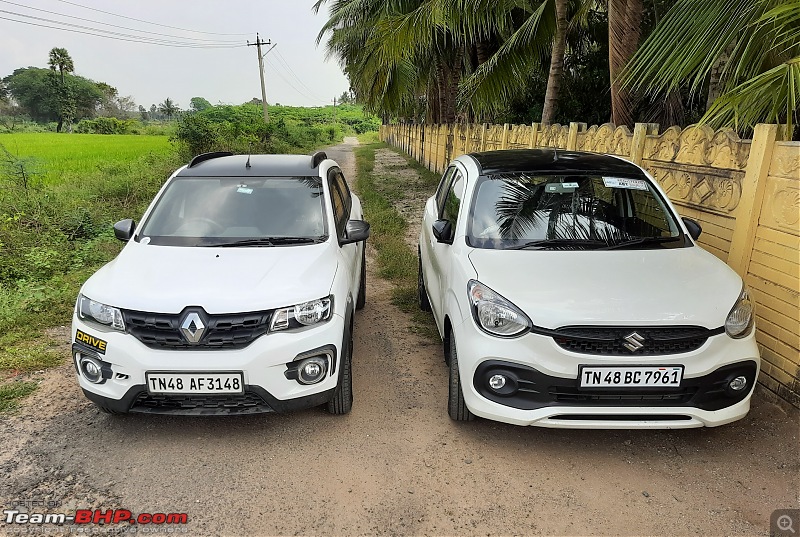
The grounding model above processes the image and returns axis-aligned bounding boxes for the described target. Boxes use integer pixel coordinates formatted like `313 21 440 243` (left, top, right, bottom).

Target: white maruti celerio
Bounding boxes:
72 151 368 415
418 149 760 429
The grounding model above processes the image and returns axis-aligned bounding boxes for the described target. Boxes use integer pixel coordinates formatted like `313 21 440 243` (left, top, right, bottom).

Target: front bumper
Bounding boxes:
71 313 345 415
452 319 761 429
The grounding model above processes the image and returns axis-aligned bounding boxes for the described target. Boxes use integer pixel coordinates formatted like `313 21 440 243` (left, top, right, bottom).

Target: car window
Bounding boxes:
329 172 348 238
137 177 327 246
467 173 685 250
335 172 352 217
442 171 465 228
435 167 457 216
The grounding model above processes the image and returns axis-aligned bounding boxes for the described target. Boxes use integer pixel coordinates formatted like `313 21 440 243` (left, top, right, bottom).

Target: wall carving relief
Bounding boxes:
646 125 750 170
645 164 743 214
577 123 632 156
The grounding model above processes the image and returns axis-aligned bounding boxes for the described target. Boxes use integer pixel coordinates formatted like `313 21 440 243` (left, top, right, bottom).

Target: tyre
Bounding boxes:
355 246 366 311
94 403 122 415
417 247 432 312
327 321 354 415
447 331 475 421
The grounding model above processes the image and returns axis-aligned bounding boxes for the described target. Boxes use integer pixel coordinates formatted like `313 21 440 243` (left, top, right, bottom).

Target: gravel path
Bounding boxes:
0 138 797 536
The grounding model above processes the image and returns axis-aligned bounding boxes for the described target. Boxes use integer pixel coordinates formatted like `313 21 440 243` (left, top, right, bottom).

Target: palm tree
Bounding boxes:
47 47 74 85
47 47 75 132
158 98 179 121
621 0 800 137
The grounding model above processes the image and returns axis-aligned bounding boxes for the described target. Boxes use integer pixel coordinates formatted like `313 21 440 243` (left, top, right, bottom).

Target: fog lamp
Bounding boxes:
728 375 748 392
298 357 327 385
80 357 103 384
488 374 507 391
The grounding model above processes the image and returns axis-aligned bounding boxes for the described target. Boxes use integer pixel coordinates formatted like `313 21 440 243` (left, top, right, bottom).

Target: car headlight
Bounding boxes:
77 294 125 331
270 297 332 331
725 286 754 338
467 280 531 337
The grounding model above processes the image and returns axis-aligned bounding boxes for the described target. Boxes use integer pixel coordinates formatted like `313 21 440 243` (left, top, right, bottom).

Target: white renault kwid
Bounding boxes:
418 149 759 428
72 151 368 415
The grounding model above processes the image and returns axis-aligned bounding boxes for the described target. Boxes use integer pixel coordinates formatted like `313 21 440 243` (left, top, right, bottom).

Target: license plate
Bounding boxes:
145 372 244 394
579 366 683 388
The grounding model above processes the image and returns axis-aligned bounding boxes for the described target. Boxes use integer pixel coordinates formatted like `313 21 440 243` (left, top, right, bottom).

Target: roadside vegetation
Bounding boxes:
353 139 439 340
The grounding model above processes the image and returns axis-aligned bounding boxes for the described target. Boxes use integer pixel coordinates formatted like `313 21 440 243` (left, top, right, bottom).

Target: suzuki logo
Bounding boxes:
180 312 205 344
622 331 645 353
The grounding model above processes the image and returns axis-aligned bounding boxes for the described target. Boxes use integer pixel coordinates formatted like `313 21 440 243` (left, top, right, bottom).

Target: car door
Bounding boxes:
329 169 359 298
422 166 456 323
428 167 466 321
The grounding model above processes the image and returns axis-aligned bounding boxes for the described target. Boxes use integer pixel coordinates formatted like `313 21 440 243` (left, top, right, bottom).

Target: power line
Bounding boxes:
51 0 251 36
0 0 242 43
266 61 329 105
273 49 329 103
0 14 246 48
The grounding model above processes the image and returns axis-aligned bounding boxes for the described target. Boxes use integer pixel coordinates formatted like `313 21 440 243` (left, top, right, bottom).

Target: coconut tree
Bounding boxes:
622 0 800 137
158 98 179 121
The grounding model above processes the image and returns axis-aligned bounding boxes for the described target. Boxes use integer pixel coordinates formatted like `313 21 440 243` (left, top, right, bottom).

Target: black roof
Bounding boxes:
467 149 644 177
176 154 324 178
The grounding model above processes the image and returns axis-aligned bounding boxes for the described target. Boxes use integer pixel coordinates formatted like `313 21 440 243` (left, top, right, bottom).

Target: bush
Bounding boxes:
74 117 140 135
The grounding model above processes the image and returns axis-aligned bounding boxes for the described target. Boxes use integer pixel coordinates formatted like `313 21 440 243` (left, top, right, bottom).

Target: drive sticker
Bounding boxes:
236 187 253 194
603 177 648 190
75 329 107 354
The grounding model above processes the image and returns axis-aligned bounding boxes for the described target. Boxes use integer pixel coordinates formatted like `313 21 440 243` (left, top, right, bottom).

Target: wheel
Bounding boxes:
355 246 366 311
177 217 223 234
447 331 475 421
327 321 353 415
417 247 432 312
94 403 122 415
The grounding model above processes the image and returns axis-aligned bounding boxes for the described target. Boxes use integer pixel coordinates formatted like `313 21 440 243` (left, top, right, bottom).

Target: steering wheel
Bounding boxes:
178 217 224 234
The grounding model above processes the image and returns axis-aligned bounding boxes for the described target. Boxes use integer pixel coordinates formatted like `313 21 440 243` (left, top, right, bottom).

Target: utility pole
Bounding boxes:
332 96 337 124
247 33 274 123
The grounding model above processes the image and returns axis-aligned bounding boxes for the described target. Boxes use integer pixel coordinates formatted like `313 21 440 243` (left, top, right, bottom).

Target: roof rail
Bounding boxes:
188 151 234 168
311 151 328 168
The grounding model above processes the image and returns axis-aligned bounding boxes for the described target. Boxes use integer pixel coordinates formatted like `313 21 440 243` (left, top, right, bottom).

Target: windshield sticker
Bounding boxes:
236 187 254 194
546 182 579 193
603 177 648 190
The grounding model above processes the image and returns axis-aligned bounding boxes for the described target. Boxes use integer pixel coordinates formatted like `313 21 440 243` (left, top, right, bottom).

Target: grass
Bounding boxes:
0 133 172 184
0 381 38 412
354 141 440 341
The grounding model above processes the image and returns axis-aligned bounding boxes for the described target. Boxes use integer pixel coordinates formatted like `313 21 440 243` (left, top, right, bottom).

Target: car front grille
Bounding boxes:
547 385 697 404
551 326 717 356
122 309 271 349
130 391 272 414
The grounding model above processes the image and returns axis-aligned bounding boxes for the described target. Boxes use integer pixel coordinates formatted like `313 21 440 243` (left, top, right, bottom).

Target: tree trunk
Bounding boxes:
542 0 568 125
56 118 63 133
706 42 734 111
609 0 642 127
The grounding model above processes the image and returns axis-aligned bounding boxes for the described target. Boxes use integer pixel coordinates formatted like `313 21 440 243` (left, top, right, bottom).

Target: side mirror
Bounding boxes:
682 217 702 240
432 219 453 244
340 219 370 245
113 219 136 242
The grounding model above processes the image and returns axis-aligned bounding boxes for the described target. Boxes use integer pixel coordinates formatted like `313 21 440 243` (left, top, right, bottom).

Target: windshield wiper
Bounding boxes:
209 237 324 247
509 238 608 250
599 236 682 250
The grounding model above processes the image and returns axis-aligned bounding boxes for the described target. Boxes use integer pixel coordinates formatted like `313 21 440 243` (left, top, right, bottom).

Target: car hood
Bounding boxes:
81 241 337 314
467 246 742 329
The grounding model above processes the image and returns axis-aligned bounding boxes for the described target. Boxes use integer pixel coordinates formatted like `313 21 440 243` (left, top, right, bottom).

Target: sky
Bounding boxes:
0 0 350 110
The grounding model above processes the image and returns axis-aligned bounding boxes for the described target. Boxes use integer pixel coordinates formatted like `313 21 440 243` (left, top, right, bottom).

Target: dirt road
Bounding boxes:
1 138 798 536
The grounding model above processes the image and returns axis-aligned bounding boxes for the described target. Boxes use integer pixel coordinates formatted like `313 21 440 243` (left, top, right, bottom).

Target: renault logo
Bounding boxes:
180 312 205 344
622 331 645 353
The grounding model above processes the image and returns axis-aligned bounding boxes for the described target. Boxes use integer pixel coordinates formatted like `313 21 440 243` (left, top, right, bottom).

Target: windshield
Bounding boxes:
138 176 327 246
467 173 685 250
